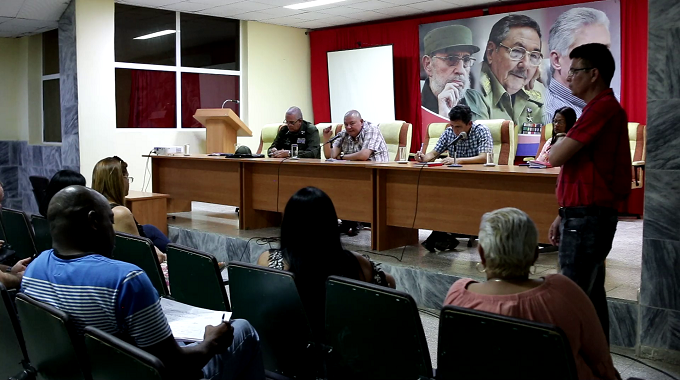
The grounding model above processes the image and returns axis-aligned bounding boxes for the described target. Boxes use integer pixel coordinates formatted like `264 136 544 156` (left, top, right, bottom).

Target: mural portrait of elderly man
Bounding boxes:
480 14 545 128
544 7 611 124
421 25 486 120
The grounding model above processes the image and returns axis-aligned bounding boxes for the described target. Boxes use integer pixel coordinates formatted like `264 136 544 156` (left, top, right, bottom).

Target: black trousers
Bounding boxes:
558 207 618 344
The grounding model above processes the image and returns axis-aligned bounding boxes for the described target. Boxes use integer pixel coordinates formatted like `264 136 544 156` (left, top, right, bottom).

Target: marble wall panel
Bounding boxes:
42 145 62 169
58 0 79 170
646 100 680 171
0 167 19 198
27 145 44 168
61 134 80 169
640 306 680 351
643 170 680 242
381 263 461 310
9 141 24 167
648 27 667 101
608 300 638 348
0 141 9 166
641 238 680 310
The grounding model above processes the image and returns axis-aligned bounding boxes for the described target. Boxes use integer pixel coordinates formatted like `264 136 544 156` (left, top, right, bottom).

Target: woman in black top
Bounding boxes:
258 187 395 337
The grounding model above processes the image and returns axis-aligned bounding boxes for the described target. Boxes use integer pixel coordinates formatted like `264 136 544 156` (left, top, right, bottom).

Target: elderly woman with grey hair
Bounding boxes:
444 208 620 380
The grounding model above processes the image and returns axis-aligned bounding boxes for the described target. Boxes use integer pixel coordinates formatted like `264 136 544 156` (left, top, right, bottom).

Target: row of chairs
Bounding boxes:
0 208 51 261
1 282 168 380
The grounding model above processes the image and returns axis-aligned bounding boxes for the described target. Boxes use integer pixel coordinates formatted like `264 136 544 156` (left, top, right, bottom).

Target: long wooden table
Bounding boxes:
150 155 560 250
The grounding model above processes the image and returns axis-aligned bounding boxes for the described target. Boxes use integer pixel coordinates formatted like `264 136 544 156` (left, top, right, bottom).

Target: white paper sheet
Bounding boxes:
160 298 231 342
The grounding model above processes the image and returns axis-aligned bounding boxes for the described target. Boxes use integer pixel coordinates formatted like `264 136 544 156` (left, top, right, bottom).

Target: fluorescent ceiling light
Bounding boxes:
134 30 176 40
284 0 346 9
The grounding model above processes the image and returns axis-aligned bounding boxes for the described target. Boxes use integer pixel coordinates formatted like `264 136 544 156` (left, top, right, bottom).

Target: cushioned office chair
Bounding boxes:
478 119 516 165
166 244 230 311
378 121 412 161
422 122 448 153
256 123 284 155
629 122 646 188
29 176 49 216
15 293 90 380
1 208 38 260
84 326 165 380
334 124 344 136
437 305 577 380
113 232 169 297
324 276 432 380
228 262 318 380
30 215 52 254
0 283 35 380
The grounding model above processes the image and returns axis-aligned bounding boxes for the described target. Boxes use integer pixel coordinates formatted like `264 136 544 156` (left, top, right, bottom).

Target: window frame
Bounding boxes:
114 9 243 130
41 29 62 145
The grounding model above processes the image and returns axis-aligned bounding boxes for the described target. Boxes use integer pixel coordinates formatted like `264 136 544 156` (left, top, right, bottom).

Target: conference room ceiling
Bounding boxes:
0 0 510 37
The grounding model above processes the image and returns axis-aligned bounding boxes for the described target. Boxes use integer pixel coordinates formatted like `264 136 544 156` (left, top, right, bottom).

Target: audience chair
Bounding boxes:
334 124 344 136
113 232 169 297
166 244 230 311
30 215 52 254
29 176 49 216
256 123 284 155
1 208 38 260
324 276 432 380
436 305 577 380
15 293 90 380
84 326 165 380
478 119 516 165
0 283 34 380
228 262 318 380
628 122 646 188
378 121 412 161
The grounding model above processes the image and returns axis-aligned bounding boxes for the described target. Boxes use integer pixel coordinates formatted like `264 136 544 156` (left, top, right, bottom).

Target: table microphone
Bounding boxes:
451 131 467 145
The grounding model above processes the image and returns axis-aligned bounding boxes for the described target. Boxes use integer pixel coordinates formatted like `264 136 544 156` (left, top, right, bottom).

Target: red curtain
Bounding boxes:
310 0 648 152
127 70 176 128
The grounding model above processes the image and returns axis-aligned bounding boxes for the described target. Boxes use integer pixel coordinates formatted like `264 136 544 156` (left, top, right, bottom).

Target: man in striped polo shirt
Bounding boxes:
21 186 264 379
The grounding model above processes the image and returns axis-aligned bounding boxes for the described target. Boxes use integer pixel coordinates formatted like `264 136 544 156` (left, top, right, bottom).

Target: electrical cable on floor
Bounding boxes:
236 236 280 263
610 352 679 380
418 307 440 319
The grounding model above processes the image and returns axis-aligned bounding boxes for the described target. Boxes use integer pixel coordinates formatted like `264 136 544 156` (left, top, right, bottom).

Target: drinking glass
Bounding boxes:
397 146 407 162
291 144 299 158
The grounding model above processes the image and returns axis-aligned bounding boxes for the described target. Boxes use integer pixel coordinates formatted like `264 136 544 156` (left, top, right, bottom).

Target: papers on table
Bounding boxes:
160 297 231 342
528 160 552 169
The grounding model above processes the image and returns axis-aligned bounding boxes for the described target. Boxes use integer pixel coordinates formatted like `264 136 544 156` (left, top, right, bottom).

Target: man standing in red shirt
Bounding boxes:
548 43 631 343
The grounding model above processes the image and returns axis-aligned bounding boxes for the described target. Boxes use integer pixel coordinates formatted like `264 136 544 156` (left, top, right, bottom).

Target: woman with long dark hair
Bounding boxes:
536 106 577 163
40 170 86 217
258 187 395 336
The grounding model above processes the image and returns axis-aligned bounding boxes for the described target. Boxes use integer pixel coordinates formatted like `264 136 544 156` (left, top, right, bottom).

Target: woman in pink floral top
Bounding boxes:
536 107 576 162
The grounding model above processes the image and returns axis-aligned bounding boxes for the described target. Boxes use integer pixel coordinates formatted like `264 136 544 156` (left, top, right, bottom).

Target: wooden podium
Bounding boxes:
194 108 253 154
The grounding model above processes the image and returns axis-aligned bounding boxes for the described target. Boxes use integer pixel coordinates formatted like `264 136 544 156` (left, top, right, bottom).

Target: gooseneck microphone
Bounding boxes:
221 99 240 108
451 131 468 145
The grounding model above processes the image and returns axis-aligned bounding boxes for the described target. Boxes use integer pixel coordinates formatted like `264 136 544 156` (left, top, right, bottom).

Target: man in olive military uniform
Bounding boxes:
421 25 487 120
479 15 545 128
269 106 320 158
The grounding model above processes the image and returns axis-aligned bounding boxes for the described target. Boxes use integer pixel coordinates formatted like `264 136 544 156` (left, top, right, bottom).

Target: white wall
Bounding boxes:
241 21 313 151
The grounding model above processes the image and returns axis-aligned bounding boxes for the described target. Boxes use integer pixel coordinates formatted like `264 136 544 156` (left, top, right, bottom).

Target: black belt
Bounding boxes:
559 206 618 219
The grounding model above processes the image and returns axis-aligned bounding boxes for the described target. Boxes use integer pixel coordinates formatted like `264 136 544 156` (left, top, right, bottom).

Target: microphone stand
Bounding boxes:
449 144 462 167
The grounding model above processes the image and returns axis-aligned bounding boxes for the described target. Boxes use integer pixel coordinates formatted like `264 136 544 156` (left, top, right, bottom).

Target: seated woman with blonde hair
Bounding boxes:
444 208 620 380
92 156 169 263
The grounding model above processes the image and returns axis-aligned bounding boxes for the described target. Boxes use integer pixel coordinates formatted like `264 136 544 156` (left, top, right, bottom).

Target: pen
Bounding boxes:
418 143 424 159
222 313 225 323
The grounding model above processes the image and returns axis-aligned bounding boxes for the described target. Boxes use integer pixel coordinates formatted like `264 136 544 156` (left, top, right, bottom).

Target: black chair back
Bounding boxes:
84 326 165 380
31 214 52 254
29 176 50 217
15 293 89 380
324 276 432 380
228 262 317 380
113 232 168 297
0 283 31 379
166 244 230 311
1 208 38 259
437 305 578 380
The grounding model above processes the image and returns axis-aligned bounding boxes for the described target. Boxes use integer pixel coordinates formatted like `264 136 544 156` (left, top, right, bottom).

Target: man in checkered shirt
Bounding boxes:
323 110 389 162
416 104 493 165
415 104 493 252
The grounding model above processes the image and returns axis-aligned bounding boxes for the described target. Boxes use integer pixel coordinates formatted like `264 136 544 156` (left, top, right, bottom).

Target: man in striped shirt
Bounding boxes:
21 186 264 380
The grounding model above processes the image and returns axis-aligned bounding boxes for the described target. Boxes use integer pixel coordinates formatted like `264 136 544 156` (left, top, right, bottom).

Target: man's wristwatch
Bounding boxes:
5 266 12 273
339 152 345 160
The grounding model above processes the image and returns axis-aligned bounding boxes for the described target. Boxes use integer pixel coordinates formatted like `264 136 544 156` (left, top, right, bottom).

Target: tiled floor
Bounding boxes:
417 310 680 380
170 202 643 302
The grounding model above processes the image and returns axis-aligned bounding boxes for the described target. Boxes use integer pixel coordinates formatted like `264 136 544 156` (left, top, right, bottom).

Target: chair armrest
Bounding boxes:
523 157 535 162
632 161 645 167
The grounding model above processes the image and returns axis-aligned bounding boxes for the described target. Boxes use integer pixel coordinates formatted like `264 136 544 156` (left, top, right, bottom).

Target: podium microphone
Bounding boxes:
221 99 240 108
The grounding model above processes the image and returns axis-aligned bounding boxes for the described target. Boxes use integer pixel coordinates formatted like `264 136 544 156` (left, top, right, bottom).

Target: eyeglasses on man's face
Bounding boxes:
567 67 593 78
498 43 543 66
284 119 301 126
431 54 476 68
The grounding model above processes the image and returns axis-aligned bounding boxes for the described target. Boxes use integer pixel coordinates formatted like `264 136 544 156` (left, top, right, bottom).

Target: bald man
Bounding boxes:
323 110 389 162
0 181 32 289
269 106 320 158
21 186 264 380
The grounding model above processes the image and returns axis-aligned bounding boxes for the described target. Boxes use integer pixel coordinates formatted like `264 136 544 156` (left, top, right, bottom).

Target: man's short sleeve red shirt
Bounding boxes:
556 88 632 210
